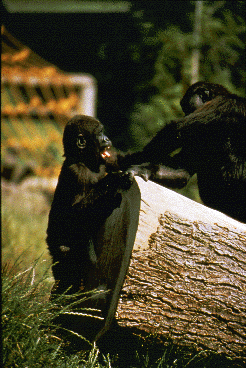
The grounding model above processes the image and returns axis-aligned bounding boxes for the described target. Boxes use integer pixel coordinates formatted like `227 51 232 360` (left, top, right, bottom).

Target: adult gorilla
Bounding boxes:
119 82 246 223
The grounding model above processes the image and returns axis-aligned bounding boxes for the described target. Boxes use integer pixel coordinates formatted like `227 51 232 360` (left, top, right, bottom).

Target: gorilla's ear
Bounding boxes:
77 134 86 149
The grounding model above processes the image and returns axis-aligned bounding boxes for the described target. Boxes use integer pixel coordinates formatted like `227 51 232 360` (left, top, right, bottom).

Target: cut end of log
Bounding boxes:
134 177 246 251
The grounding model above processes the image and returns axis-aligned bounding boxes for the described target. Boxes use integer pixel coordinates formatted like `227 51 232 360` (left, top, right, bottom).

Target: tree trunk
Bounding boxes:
115 177 246 360
191 1 203 84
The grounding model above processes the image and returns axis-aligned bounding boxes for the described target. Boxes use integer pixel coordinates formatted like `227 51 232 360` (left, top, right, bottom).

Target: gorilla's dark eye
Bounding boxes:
77 134 86 149
200 89 210 102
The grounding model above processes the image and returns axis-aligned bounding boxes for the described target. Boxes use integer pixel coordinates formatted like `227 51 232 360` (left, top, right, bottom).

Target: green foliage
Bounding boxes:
2 261 81 367
129 1 246 149
2 259 115 368
2 204 51 278
197 2 246 92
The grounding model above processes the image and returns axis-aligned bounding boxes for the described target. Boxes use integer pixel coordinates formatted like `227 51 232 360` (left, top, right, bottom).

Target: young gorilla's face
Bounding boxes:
77 124 113 168
62 115 112 162
93 125 112 155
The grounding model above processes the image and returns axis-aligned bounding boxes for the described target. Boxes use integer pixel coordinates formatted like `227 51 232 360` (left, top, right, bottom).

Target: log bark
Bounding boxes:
115 177 246 360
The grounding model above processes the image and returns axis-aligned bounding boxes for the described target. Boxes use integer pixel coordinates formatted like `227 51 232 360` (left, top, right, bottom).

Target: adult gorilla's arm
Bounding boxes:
120 93 245 171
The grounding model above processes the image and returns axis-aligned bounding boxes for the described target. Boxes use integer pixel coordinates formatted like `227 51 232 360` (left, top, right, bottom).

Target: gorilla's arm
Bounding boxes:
118 94 245 179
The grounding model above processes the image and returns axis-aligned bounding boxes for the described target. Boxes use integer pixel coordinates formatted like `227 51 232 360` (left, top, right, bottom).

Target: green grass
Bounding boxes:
2 201 245 367
2 203 52 280
2 260 113 367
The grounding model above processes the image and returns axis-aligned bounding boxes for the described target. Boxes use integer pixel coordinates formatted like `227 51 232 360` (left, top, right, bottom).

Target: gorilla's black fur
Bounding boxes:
120 82 246 222
47 115 132 295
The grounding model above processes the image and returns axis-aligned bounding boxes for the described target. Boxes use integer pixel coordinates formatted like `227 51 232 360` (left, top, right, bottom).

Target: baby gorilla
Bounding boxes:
46 115 132 296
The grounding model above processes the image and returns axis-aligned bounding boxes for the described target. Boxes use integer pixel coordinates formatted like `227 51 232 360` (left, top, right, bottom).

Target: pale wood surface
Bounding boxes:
134 177 246 251
92 179 141 340
115 178 246 360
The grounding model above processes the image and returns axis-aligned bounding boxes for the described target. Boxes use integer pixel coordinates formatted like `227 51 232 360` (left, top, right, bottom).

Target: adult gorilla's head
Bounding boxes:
180 82 230 115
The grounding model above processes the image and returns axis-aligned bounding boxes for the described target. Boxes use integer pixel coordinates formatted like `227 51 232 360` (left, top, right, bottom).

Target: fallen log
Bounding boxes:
115 177 246 360
62 176 246 359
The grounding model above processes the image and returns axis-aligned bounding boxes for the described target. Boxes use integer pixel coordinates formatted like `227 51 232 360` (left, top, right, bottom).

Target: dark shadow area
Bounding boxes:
57 319 245 368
